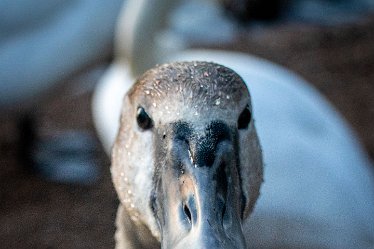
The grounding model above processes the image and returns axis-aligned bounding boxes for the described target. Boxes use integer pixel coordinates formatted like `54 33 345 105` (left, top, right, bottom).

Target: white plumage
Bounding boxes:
92 0 374 248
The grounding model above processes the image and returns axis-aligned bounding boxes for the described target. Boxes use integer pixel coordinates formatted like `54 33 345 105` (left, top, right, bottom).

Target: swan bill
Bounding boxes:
151 120 247 249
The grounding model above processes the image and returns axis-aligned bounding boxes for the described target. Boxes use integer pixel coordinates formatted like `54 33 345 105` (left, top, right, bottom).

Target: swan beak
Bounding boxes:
153 121 247 249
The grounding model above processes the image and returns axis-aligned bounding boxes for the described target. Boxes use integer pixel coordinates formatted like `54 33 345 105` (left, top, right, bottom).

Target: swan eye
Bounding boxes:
137 106 153 130
238 105 252 130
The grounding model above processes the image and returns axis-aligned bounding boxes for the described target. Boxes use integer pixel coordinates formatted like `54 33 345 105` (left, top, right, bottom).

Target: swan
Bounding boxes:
0 0 122 108
0 0 124 184
92 0 374 248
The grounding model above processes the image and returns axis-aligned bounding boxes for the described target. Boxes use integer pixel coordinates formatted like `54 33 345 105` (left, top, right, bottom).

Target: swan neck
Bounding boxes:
115 0 179 77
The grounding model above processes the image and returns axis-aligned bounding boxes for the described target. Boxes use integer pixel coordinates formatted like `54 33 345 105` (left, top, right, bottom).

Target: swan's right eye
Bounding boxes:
238 105 252 130
137 106 153 130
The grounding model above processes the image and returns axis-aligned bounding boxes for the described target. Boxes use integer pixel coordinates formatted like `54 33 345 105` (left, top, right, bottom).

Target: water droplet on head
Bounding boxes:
226 95 230 99
215 98 221 105
153 103 157 107
145 90 150 95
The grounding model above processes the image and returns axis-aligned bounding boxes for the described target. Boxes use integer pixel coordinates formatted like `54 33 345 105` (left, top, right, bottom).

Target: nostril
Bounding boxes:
216 193 227 225
184 204 192 224
221 202 227 224
215 161 228 223
180 196 197 227
218 196 226 219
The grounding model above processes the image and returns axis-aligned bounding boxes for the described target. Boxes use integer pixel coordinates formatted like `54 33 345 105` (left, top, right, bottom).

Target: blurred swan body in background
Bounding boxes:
0 0 122 108
92 0 374 248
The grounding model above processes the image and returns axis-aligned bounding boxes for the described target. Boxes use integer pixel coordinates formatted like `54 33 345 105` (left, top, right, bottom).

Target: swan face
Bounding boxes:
112 61 263 249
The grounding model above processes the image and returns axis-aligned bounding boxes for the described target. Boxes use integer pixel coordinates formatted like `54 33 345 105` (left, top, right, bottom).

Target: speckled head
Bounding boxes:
112 61 263 249
128 61 251 126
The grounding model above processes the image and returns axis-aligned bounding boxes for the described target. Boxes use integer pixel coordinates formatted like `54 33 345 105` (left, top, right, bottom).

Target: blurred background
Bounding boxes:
0 0 373 248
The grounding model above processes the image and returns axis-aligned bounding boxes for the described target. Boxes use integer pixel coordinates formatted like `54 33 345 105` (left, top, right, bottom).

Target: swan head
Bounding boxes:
112 61 263 249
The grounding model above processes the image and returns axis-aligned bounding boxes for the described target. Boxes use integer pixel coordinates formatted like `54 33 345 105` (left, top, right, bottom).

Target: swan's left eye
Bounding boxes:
137 106 153 130
238 105 252 130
